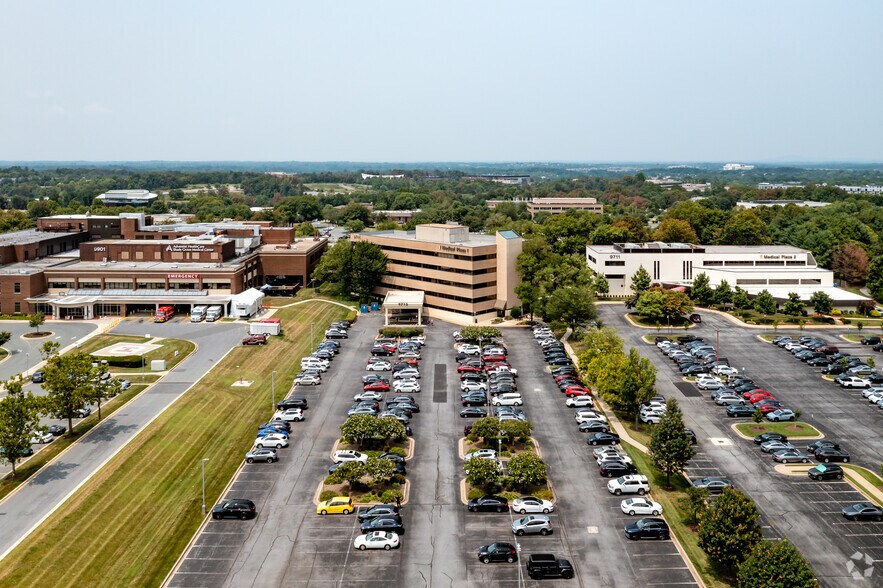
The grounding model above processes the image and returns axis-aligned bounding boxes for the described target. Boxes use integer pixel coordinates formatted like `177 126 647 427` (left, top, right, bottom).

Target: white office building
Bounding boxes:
586 242 871 309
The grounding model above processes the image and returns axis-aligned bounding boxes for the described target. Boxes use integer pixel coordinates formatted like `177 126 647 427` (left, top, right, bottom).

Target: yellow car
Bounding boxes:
317 496 354 515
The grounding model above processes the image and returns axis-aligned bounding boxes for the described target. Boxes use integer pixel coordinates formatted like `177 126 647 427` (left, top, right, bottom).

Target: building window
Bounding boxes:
121 252 130 260
79 281 100 289
703 260 723 266
736 279 767 285
172 252 184 260
587 254 596 264
135 251 144 260
755 260 785 266
105 281 131 289
605 274 626 279
654 260 660 280
138 281 165 290
605 260 625 266
786 261 806 266
14 302 20 313
769 279 799 285
49 281 74 289
14 282 20 293
800 279 822 285
725 261 754 266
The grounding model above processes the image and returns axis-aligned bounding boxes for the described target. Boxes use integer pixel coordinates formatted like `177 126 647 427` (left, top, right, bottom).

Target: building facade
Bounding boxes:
586 242 870 309
486 197 604 217
0 214 326 318
351 224 524 324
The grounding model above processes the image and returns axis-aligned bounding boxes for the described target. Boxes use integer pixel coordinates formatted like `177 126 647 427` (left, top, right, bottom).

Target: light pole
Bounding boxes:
200 458 209 515
271 370 276 411
714 328 720 366
311 323 315 349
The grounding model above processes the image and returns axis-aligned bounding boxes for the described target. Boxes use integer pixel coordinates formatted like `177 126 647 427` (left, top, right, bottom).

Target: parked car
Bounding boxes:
692 477 732 494
460 407 488 419
766 409 796 422
586 432 620 446
360 515 404 536
31 371 45 383
815 448 851 463
467 495 509 512
607 475 650 496
29 431 54 444
333 450 368 464
242 334 268 345
357 504 400 522
624 517 670 540
47 424 66 436
511 496 555 514
255 433 288 449
294 373 321 386
753 432 787 445
245 448 278 463
317 496 354 515
808 464 844 480
772 449 811 464
211 498 256 520
842 502 883 522
621 497 663 516
727 405 757 418
511 515 553 536
354 531 399 550
526 554 574 580
477 542 518 563
274 408 304 422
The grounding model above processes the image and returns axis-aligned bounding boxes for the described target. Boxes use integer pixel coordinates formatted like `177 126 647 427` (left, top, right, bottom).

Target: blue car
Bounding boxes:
257 428 288 438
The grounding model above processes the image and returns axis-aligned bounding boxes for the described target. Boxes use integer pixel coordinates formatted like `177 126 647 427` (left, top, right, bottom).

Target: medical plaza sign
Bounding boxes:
165 244 213 252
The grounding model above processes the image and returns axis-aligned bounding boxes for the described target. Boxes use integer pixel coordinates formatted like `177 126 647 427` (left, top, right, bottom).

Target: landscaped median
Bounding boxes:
0 300 354 588
315 434 413 506
731 422 823 440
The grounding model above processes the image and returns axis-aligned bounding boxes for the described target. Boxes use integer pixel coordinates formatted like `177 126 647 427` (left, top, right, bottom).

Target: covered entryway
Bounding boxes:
382 290 424 326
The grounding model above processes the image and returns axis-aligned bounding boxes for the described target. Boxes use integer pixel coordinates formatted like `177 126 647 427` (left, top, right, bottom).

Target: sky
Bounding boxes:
1 1 882 163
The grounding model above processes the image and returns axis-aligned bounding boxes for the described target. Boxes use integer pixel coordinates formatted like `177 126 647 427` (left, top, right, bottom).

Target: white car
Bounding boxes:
354 531 400 551
639 413 662 425
840 376 870 389
255 433 289 449
465 449 497 461
620 497 663 516
511 496 555 514
566 396 594 408
868 392 883 404
607 475 650 496
461 381 488 392
333 450 368 464
273 408 304 422
354 391 384 402
456 344 480 355
487 366 518 377
304 356 329 367
29 431 54 444
366 361 391 371
394 381 421 393
394 369 420 380
575 410 607 423
595 449 632 465
492 393 523 406
861 387 883 399
712 365 738 377
294 373 321 386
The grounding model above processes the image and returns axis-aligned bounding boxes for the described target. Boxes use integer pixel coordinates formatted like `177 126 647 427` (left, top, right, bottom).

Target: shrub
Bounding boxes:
533 488 555 501
380 489 403 503
499 491 520 502
360 492 380 503
509 306 522 319
390 474 406 485
386 447 406 457
324 473 343 485
831 309 842 316
319 490 337 502
467 487 484 500
378 327 424 338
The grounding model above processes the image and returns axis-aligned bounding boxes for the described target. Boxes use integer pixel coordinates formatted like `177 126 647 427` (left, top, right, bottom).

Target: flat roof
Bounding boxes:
383 290 425 307
257 238 327 254
588 242 810 255
0 229 83 247
360 229 497 247
46 258 248 273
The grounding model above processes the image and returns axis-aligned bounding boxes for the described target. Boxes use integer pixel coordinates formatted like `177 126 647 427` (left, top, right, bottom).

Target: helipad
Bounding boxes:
91 342 162 357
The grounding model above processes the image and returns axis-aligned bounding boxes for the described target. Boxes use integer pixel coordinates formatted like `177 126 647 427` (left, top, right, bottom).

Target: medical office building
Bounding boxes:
0 213 326 319
586 241 871 309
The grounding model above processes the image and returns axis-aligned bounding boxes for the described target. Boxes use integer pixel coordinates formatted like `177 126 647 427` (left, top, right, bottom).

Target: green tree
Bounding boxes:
631 265 652 296
809 291 833 315
690 273 714 306
506 453 548 488
713 280 733 305
40 340 60 360
340 414 405 449
783 292 804 316
716 209 772 245
867 257 883 301
614 348 657 423
679 486 710 525
0 377 43 477
337 202 373 226
43 352 94 436
635 288 666 321
363 457 397 485
732 287 752 310
464 456 502 489
313 240 389 302
576 327 624 371
335 461 366 488
653 218 698 243
737 539 817 588
542 285 597 330
698 487 762 571
752 408 764 423
752 290 777 316
28 312 45 335
0 331 10 347
649 399 695 488
88 366 122 421
594 273 609 295
350 242 389 301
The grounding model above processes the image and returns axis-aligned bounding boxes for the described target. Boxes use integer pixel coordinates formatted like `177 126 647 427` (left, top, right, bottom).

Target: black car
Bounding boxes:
753 432 787 445
477 542 518 564
815 448 850 463
727 405 757 418
807 464 844 481
277 397 308 410
806 440 840 454
467 495 509 512
526 554 574 580
684 428 698 445
579 421 610 434
599 461 638 477
360 515 405 535
357 504 400 522
362 374 389 384
211 498 256 520
586 432 620 446
31 371 45 383
681 364 708 375
47 424 66 436
624 517 670 540
873 343 883 352
842 502 883 522
547 357 573 366
462 397 488 407
371 346 394 356
861 336 881 346
378 452 406 464
460 407 488 418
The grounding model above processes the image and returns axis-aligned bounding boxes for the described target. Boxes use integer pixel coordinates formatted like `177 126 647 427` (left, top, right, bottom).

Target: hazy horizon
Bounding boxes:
2 1 882 162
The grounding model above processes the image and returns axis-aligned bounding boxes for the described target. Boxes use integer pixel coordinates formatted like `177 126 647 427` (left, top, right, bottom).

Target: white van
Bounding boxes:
190 306 208 322
205 305 223 322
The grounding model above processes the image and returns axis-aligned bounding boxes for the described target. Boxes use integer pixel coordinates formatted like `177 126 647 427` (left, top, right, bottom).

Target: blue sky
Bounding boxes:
1 1 881 162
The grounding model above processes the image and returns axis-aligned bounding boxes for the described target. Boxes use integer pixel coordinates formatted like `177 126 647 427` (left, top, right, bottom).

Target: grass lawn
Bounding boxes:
628 314 694 330
121 374 161 384
619 441 731 588
619 419 653 448
843 466 883 491
265 288 359 308
0 301 352 588
734 421 820 438
0 348 7 361
76 334 146 355
110 338 195 373
0 384 147 502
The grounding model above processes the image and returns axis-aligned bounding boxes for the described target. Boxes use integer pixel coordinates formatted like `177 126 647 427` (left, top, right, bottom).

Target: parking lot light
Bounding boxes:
200 458 209 515
272 370 276 411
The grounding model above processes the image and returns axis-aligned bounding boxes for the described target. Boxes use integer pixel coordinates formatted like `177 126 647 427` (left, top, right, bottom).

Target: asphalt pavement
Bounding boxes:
0 317 245 561
0 320 98 382
597 304 883 586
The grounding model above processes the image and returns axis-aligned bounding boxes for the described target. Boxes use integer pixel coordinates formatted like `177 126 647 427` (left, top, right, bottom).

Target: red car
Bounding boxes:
398 356 419 367
742 389 771 400
565 386 591 397
363 381 391 392
748 393 775 404
756 403 780 414
457 364 482 373
483 354 506 363
242 334 268 345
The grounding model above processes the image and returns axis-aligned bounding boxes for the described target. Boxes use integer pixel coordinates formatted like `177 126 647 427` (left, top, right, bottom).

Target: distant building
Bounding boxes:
757 182 805 190
351 223 524 324
722 163 755 171
737 200 830 209
487 197 603 218
647 177 711 192
265 172 297 177
95 189 158 206
838 185 883 195
373 209 421 224
361 173 405 179
463 175 531 185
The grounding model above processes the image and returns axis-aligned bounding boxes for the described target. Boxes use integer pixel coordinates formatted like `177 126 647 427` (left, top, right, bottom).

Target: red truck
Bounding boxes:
154 306 175 323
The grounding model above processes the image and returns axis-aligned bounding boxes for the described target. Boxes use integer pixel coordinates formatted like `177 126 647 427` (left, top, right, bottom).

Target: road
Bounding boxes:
0 320 98 382
0 318 246 561
169 315 696 587
597 304 883 586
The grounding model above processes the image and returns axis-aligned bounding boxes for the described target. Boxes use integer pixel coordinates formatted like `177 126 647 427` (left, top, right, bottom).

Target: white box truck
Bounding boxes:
190 305 208 322
230 288 265 319
205 305 224 322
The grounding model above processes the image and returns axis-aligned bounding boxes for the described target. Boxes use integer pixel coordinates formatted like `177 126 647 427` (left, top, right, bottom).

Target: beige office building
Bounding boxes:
351 224 524 325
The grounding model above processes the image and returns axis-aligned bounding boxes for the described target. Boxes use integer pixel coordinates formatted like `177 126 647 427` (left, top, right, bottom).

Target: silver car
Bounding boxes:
245 448 278 463
714 394 745 406
511 514 552 536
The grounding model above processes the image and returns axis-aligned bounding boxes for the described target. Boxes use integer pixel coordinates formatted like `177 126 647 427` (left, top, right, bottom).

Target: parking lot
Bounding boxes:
168 314 701 587
599 304 883 585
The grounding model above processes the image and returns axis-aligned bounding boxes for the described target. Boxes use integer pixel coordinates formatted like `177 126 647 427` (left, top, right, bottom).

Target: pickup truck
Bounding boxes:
242 334 268 345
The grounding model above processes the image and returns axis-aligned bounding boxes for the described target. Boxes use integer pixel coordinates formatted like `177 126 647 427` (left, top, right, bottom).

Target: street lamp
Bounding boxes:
200 458 209 515
271 370 276 412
